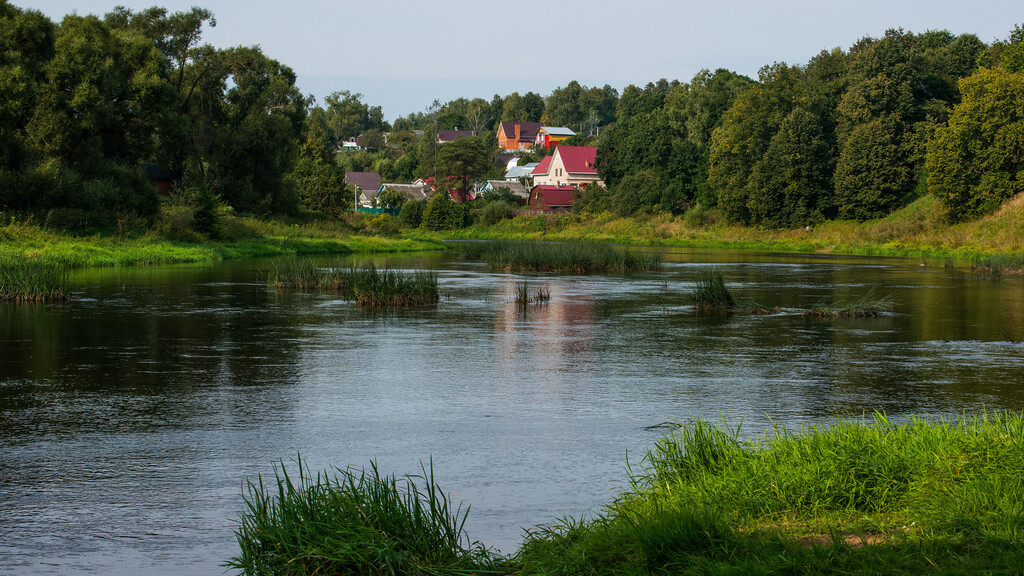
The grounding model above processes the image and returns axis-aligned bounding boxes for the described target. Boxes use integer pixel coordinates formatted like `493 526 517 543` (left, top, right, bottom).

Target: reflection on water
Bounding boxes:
2 247 1024 574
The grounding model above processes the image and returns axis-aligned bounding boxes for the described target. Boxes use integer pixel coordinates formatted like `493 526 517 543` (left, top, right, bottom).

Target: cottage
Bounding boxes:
437 129 476 144
530 146 603 189
536 126 576 149
496 121 542 151
345 172 382 208
528 184 576 211
479 180 530 205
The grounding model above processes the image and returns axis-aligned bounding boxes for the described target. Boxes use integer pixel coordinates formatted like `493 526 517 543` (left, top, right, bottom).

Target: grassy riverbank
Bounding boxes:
232 413 1024 575
0 212 446 269
426 194 1024 272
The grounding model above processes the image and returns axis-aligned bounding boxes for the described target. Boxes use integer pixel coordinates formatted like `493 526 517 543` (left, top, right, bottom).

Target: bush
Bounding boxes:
475 200 516 227
421 193 469 231
398 199 426 228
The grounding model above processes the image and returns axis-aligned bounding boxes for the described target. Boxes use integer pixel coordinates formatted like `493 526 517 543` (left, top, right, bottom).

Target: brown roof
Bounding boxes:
498 121 542 142
345 171 381 192
438 129 476 143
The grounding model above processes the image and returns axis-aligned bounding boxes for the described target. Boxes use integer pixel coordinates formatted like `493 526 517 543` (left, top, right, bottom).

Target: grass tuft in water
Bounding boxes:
513 280 550 306
228 456 500 575
803 288 893 318
465 240 660 273
265 258 439 307
692 268 735 311
0 259 73 302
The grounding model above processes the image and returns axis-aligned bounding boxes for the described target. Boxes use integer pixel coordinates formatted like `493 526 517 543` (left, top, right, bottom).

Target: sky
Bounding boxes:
22 0 1023 121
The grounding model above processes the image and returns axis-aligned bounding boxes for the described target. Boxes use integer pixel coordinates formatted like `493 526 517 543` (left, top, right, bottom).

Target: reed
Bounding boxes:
266 259 439 307
803 288 893 318
0 259 73 302
513 280 551 305
465 240 661 273
228 457 499 575
692 268 735 311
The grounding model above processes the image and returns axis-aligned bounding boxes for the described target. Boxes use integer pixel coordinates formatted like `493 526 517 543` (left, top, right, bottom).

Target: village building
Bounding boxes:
536 126 576 149
479 180 530 205
528 184 575 211
496 121 542 151
437 129 476 144
505 162 539 180
530 146 603 189
345 171 382 207
377 183 431 203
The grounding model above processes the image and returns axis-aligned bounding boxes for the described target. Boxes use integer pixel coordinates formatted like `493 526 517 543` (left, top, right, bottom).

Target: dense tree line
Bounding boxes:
2 1 1019 232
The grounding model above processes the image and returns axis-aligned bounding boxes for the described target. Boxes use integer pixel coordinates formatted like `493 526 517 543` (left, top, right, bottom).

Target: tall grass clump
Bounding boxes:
692 268 735 311
465 240 660 273
803 287 893 318
228 457 500 575
515 413 1024 574
513 280 550 306
0 259 73 302
266 258 439 307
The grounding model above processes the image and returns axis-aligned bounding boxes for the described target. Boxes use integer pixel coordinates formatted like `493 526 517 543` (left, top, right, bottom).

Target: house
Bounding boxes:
345 172 382 208
530 146 603 189
505 162 539 181
377 183 431 203
528 184 576 211
143 163 175 196
494 154 519 171
496 121 542 151
437 129 476 144
536 126 576 149
479 180 530 205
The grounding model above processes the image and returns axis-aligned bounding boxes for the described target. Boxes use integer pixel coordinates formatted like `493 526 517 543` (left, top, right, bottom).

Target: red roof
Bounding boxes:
532 185 575 208
531 156 552 176
556 146 598 174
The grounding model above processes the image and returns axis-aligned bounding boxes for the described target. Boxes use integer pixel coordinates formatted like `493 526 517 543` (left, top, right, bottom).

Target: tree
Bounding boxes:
834 117 911 219
287 140 345 215
436 136 489 200
421 191 468 230
927 66 1024 221
323 90 386 145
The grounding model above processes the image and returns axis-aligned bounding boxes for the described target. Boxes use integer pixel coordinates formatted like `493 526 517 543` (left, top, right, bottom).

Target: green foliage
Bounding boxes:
463 240 661 273
375 187 406 210
229 457 498 575
189 186 221 237
475 199 517 227
398 198 425 228
421 192 469 231
571 182 614 214
436 136 491 199
928 66 1024 222
266 260 440 307
692 268 735 310
835 117 913 219
287 140 346 215
0 259 72 302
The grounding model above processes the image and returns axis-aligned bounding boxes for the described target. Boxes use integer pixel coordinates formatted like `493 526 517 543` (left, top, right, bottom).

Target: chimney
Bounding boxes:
514 123 521 139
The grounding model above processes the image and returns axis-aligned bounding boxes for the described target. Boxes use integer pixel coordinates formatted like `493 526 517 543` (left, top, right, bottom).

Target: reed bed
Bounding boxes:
465 240 661 273
0 259 73 302
266 259 439 307
228 457 500 576
516 413 1024 574
803 288 893 318
692 268 735 311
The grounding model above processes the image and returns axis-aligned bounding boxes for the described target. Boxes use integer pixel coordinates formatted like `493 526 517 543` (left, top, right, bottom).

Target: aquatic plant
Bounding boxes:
465 240 661 273
0 259 73 302
228 457 500 575
803 288 893 318
513 280 551 306
266 259 439 307
692 268 735 311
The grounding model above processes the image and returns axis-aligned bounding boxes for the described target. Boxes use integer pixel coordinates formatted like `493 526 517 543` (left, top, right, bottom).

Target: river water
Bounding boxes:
2 246 1023 574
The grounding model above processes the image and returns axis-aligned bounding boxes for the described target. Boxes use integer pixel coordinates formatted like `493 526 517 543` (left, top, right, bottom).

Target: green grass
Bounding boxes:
232 414 1024 574
463 240 661 273
692 268 735 311
803 288 894 318
0 258 73 302
514 413 1024 575
265 259 440 307
228 457 502 575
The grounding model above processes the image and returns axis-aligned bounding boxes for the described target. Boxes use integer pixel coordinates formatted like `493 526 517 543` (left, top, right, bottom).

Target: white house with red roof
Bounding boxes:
530 146 604 189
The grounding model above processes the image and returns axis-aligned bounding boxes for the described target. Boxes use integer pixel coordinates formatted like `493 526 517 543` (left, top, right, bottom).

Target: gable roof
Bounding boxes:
345 171 382 191
379 183 430 201
498 121 542 141
438 129 476 143
531 184 575 208
483 180 529 198
505 163 538 179
531 156 553 176
555 146 598 174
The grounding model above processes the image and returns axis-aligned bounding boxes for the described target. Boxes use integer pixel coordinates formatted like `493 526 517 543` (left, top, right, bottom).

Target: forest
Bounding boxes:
1 0 1021 234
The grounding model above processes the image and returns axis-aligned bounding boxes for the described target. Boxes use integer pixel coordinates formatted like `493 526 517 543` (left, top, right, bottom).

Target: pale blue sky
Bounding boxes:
22 0 1022 120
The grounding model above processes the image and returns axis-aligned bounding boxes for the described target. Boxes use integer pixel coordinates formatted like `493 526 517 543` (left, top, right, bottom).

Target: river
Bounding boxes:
2 246 1023 574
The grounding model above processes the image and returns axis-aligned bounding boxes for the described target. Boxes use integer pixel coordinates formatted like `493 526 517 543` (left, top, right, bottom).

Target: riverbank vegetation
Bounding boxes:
231 413 1024 575
0 260 72 302
463 240 661 273
266 259 439 307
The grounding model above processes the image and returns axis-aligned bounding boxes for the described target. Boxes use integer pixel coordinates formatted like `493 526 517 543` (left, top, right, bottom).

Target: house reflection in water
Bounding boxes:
491 276 595 379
